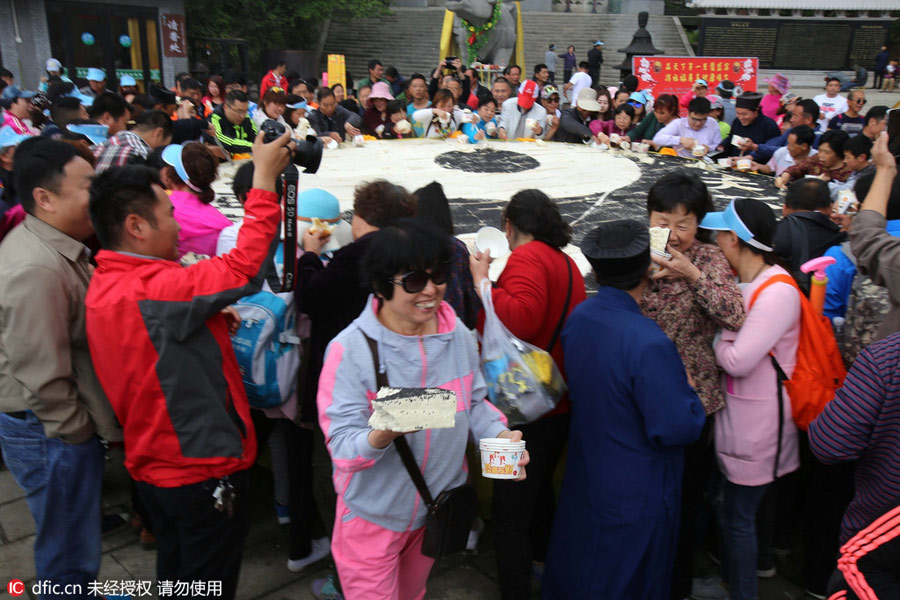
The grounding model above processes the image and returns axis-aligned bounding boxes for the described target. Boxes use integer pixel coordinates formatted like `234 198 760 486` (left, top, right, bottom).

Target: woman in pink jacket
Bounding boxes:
161 142 231 258
700 198 801 600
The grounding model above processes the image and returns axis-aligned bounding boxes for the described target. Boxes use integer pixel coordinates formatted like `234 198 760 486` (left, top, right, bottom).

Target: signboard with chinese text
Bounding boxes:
161 14 187 58
632 56 758 100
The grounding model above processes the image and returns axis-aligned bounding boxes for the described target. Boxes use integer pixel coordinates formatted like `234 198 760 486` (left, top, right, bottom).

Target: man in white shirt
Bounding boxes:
564 62 592 108
652 97 722 158
752 125 817 176
498 81 546 140
813 77 849 132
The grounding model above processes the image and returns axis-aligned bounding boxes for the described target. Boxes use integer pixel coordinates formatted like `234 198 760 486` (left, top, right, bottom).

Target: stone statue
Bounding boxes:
445 0 518 67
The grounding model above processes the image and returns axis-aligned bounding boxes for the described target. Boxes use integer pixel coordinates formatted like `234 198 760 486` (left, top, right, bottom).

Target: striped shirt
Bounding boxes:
93 131 150 173
809 331 900 543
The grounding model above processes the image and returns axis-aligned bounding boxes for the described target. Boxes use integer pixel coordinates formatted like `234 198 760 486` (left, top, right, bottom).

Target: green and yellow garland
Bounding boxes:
462 0 504 64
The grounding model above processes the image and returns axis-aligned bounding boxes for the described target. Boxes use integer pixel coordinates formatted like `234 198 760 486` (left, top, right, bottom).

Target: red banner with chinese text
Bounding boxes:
632 56 758 99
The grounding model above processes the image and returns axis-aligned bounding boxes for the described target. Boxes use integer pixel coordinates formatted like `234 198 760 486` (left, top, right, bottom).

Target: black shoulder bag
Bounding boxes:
362 334 478 559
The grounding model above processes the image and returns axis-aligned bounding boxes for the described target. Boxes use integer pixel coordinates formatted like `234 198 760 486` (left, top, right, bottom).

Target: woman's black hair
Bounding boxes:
646 172 714 222
501 189 571 249
614 103 635 119
733 198 778 264
361 218 452 301
414 181 454 235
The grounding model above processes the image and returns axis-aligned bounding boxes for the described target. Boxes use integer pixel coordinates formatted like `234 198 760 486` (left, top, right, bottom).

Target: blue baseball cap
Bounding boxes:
87 68 106 82
1 85 36 101
119 75 137 87
286 99 308 110
628 91 647 105
593 40 605 46
64 89 95 107
700 199 773 252
66 123 109 145
694 78 709 87
0 125 32 149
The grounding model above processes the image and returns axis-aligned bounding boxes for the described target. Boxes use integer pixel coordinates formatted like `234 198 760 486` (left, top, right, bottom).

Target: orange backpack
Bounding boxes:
749 273 846 431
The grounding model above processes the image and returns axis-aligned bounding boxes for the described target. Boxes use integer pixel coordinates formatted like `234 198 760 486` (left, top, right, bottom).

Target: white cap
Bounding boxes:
46 58 62 73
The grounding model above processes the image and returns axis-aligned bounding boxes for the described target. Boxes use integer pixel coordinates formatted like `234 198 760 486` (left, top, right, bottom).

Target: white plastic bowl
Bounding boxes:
475 226 510 259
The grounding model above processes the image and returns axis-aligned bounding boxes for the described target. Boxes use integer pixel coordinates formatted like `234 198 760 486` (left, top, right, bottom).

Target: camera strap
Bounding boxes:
280 164 300 292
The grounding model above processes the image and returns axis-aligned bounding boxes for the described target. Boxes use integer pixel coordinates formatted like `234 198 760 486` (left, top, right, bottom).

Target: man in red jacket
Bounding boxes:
260 59 287 100
85 130 293 598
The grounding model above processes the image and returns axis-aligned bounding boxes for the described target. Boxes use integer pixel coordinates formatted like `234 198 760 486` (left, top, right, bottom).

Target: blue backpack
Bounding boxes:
230 245 301 408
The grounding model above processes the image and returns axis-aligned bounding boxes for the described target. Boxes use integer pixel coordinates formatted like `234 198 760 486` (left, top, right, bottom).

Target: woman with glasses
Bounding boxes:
252 86 289 129
469 190 586 600
318 218 526 599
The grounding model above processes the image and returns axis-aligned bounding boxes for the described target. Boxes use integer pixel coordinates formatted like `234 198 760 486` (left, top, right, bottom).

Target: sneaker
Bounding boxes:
275 502 290 525
690 576 729 600
466 517 484 551
311 574 344 600
756 565 777 578
287 536 330 573
102 513 129 537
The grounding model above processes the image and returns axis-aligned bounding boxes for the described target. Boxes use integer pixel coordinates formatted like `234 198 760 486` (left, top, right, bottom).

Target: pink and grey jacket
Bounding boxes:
318 296 508 532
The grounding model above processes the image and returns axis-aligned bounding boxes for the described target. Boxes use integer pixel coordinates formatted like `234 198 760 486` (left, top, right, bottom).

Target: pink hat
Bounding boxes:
369 81 394 101
765 73 790 95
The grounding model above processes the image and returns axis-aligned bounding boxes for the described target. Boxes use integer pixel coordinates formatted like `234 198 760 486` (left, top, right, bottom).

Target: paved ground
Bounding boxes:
3 448 815 600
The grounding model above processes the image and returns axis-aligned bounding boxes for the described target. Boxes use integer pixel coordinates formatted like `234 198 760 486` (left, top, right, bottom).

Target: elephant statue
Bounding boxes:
445 0 518 67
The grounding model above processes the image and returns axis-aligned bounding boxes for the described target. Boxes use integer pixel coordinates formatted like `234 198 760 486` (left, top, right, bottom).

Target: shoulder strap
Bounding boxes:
749 273 798 310
546 253 573 354
361 332 435 508
279 165 299 292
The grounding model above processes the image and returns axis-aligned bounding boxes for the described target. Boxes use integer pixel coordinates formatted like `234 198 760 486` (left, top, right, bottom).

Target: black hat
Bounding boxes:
735 92 762 111
580 220 650 287
149 84 176 106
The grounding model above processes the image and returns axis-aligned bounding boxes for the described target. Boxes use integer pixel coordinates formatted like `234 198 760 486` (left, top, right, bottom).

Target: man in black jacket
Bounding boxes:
209 90 258 156
555 87 601 144
774 178 847 293
307 88 362 144
587 41 604 86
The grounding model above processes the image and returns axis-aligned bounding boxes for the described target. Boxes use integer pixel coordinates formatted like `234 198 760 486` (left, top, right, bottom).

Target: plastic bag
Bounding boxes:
480 280 566 426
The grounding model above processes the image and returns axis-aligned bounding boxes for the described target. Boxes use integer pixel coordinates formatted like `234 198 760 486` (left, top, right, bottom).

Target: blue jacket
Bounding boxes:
460 118 498 143
824 219 900 319
543 287 704 599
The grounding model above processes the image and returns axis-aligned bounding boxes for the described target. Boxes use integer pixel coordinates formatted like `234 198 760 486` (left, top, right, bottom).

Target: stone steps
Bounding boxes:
321 8 692 89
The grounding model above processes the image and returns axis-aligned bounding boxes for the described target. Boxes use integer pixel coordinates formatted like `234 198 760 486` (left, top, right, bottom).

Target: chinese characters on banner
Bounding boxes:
161 14 187 58
632 56 758 99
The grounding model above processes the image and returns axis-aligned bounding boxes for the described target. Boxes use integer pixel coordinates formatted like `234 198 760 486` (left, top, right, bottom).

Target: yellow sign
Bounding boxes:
327 55 346 91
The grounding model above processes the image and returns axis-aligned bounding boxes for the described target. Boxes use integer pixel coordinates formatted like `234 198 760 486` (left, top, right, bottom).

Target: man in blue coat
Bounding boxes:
542 220 706 599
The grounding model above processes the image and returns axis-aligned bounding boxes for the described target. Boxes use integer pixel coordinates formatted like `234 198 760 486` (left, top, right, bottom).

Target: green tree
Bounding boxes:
185 0 390 73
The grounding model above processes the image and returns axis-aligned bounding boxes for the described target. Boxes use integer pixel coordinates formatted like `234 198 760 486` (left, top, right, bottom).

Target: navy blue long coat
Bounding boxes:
542 286 705 599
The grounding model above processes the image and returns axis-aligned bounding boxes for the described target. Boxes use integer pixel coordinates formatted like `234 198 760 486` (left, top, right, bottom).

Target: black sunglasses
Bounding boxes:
390 263 450 294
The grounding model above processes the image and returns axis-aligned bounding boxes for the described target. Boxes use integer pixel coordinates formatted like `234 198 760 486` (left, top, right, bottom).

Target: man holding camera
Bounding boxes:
85 131 294 599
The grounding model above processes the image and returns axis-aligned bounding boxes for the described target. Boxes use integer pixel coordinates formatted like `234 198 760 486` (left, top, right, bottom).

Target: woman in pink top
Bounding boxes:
761 73 790 121
700 198 801 600
589 103 635 144
161 142 231 258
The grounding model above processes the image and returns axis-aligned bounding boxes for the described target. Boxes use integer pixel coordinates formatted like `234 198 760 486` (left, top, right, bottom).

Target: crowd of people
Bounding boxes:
0 51 899 600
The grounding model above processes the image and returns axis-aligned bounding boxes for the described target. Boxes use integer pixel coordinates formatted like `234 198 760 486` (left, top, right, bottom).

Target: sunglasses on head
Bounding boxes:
390 263 450 294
